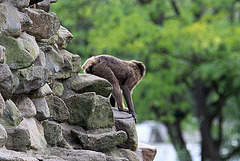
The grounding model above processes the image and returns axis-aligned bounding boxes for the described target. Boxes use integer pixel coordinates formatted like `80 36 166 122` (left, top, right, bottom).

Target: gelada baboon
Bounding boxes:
82 55 146 123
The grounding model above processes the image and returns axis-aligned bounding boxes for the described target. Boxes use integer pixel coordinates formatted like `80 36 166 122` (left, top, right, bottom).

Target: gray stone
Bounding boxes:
0 45 5 64
42 120 70 148
34 49 46 66
6 0 30 9
57 26 74 49
106 156 128 161
3 100 23 127
24 8 60 40
72 130 127 152
18 11 33 32
45 95 70 122
0 93 5 118
65 92 114 130
136 142 157 161
109 148 139 161
70 74 112 97
31 97 50 121
0 34 39 70
0 124 7 147
14 66 51 94
0 3 21 37
52 81 64 97
14 96 36 118
18 117 47 151
36 0 50 12
31 83 53 98
0 148 38 161
59 49 81 73
5 128 31 152
113 108 138 151
0 64 13 99
50 147 107 161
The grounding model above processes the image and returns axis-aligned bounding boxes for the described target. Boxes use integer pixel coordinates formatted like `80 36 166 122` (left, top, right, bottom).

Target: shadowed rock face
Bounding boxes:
0 0 156 160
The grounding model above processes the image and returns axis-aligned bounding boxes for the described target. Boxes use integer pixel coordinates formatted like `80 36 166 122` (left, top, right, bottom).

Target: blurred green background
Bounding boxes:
51 0 240 160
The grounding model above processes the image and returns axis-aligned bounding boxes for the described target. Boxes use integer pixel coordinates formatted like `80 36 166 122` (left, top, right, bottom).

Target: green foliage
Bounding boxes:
52 0 240 159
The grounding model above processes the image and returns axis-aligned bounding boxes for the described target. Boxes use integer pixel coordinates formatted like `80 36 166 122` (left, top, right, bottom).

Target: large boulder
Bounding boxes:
45 95 70 123
18 118 47 151
0 94 5 117
0 3 21 37
72 130 127 152
14 66 51 94
0 64 14 99
0 124 7 147
70 74 112 97
59 49 81 73
5 128 31 152
24 8 60 40
113 108 138 151
108 148 140 161
14 96 36 118
42 120 70 148
65 92 114 130
4 0 30 9
2 100 23 127
31 97 50 121
49 147 107 161
0 34 39 70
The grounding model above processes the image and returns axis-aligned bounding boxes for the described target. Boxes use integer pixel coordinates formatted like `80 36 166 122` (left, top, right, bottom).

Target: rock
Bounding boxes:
52 81 64 97
0 94 5 118
31 83 53 98
59 49 81 73
14 66 51 94
113 108 138 151
72 130 127 152
109 148 140 161
0 45 5 64
0 148 38 161
0 64 13 99
31 97 50 121
57 26 74 49
0 124 7 147
106 156 128 161
36 0 50 12
136 142 157 161
0 35 38 70
14 96 36 118
18 117 47 151
34 49 46 67
45 95 70 122
18 11 33 32
5 128 31 152
24 8 60 40
70 74 112 97
60 123 85 149
0 3 21 37
2 100 23 127
6 0 30 9
50 147 108 161
42 120 70 148
65 92 114 130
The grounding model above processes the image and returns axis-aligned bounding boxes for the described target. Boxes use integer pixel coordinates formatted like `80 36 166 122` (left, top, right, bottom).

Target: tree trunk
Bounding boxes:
192 80 221 161
166 119 192 161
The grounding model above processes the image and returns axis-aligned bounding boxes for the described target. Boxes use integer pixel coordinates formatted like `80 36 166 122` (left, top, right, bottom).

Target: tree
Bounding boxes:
51 0 240 160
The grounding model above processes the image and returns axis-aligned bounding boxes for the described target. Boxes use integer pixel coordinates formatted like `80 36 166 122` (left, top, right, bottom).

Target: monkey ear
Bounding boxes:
132 60 146 77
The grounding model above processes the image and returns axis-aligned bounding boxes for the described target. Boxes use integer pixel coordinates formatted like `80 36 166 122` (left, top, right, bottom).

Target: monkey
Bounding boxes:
82 55 146 123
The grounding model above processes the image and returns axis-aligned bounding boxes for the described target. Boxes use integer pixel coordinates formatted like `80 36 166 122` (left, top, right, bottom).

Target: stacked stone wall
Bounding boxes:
0 0 156 160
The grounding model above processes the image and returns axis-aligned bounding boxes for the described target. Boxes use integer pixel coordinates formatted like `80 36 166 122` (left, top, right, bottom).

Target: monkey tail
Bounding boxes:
82 56 99 73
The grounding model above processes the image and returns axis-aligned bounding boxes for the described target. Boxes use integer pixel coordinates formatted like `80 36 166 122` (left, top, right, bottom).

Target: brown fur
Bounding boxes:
82 55 146 123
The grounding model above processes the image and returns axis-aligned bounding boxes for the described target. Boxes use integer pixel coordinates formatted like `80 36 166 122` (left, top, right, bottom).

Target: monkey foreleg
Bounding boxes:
122 86 137 123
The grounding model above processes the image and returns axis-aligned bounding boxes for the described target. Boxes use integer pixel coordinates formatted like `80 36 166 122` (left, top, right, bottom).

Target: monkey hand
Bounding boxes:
131 113 138 123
